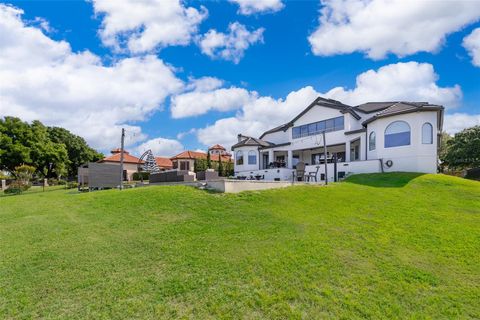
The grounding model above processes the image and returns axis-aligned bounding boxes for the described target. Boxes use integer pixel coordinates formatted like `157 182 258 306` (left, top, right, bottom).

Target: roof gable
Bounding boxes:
258 96 361 138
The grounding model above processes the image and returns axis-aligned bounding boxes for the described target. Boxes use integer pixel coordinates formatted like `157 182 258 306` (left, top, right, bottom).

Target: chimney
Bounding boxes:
237 134 243 142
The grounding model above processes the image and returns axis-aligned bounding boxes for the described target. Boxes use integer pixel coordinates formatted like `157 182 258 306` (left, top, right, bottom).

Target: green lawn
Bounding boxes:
1 173 479 319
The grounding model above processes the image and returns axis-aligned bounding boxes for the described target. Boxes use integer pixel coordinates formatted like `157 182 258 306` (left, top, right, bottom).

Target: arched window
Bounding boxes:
248 150 257 165
422 122 433 144
369 132 376 151
385 121 410 148
236 151 244 165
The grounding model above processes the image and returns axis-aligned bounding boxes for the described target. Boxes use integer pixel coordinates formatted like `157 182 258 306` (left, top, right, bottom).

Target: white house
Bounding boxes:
231 97 444 182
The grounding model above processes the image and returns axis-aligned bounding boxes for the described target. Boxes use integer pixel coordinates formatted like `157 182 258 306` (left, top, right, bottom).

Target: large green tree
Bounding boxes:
48 126 103 177
441 126 480 169
0 117 32 172
0 117 102 178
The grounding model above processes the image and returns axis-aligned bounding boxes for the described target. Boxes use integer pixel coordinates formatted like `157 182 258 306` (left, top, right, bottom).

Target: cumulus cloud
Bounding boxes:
229 0 284 15
444 113 480 135
135 137 184 157
92 0 207 53
198 22 264 63
0 4 183 150
463 27 480 67
170 77 256 118
324 62 462 108
309 0 480 59
195 62 462 148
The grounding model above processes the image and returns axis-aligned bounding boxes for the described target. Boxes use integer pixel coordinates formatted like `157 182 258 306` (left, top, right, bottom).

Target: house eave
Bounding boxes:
361 106 444 126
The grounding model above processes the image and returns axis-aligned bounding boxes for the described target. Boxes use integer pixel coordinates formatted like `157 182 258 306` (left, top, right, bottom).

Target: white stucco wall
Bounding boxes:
233 146 260 173
366 111 438 173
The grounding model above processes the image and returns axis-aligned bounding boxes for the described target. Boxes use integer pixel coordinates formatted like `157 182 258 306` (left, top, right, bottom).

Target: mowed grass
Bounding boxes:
0 173 479 319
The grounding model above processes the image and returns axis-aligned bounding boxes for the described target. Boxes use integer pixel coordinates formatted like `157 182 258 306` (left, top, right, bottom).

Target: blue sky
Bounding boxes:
1 0 480 156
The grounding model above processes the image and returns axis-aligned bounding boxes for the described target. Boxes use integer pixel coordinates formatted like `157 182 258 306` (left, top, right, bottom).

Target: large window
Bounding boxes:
422 122 433 144
236 150 244 165
369 132 376 151
385 121 410 148
180 161 190 171
292 116 344 139
248 150 257 165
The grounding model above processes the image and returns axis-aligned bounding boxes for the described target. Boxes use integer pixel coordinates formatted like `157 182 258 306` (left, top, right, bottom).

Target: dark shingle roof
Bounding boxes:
354 102 397 113
362 102 444 126
231 135 274 150
259 123 290 139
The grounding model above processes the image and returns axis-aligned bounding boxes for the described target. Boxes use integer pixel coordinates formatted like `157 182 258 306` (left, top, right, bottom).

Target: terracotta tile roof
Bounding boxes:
211 154 232 162
110 148 129 154
155 157 173 168
209 144 226 150
171 150 231 162
99 150 143 164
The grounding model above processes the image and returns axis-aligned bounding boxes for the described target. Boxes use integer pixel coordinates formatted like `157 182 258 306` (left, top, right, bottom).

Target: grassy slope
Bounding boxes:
0 173 479 319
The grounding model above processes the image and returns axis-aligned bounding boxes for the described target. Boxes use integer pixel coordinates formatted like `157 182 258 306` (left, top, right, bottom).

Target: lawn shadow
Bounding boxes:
345 172 425 188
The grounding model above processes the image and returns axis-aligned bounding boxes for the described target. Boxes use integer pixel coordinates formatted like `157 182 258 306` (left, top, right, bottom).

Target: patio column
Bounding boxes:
287 150 293 169
345 141 351 162
268 149 274 165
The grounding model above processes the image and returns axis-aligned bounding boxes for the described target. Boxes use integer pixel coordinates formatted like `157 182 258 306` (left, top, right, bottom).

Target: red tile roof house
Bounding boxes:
171 146 232 172
98 149 144 182
155 157 173 170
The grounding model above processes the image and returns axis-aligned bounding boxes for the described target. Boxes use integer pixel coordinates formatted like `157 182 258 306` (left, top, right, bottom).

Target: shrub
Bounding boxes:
67 182 79 189
465 167 480 181
4 180 31 195
133 172 150 181
14 165 35 184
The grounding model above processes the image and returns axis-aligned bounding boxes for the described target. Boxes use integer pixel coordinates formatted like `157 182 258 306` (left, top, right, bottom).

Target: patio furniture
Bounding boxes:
295 162 305 181
306 166 320 182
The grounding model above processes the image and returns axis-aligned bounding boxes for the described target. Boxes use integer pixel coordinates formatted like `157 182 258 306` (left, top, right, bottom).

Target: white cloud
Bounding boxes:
185 76 224 92
309 0 480 59
324 62 462 108
170 77 256 118
229 0 284 15
198 22 264 63
0 4 183 151
195 62 462 148
92 0 207 53
176 128 197 140
444 113 480 134
135 137 184 157
463 27 480 67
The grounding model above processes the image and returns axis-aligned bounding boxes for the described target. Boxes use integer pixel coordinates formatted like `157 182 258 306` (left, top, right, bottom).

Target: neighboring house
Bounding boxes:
208 144 231 157
171 150 231 171
232 97 444 181
155 157 173 171
98 148 144 181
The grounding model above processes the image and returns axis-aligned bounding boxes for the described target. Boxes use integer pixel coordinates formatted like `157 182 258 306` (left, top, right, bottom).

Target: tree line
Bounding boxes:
440 125 480 172
0 117 103 179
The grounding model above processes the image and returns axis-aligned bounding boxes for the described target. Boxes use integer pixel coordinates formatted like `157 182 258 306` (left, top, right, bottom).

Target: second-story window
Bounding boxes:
292 116 344 139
